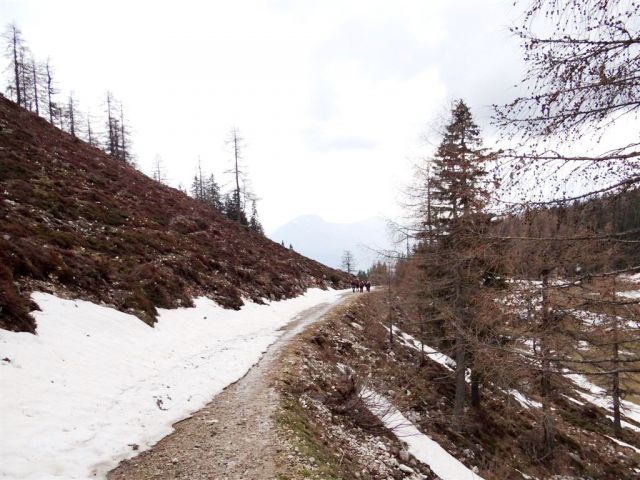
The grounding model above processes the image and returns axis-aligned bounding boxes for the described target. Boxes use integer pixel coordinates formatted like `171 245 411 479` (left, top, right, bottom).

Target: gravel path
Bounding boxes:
107 295 348 480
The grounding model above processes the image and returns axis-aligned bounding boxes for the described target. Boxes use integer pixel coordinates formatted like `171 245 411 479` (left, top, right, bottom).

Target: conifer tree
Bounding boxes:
190 158 207 201
222 192 248 225
417 99 496 429
151 155 167 184
3 23 25 106
430 100 490 233
341 250 355 275
204 174 222 211
248 200 263 234
29 57 40 116
66 93 77 137
85 110 96 146
44 58 57 124
225 128 247 225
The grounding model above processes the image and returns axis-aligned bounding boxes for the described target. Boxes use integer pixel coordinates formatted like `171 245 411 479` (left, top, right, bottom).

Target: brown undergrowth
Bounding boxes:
0 95 350 332
276 290 640 479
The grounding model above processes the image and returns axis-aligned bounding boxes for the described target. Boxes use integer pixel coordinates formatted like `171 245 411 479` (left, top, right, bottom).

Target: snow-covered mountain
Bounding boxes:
269 215 393 270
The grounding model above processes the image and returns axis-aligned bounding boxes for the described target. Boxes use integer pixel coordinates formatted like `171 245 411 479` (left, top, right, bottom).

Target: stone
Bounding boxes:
399 464 414 474
399 449 410 462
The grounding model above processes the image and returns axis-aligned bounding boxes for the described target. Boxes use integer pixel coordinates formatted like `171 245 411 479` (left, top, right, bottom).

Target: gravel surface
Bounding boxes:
107 296 348 480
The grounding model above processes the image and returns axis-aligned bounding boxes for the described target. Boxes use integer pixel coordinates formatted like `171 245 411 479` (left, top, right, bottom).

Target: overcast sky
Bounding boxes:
2 0 526 232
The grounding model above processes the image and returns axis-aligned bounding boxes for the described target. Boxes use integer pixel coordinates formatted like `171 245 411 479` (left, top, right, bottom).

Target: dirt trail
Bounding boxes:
108 294 349 480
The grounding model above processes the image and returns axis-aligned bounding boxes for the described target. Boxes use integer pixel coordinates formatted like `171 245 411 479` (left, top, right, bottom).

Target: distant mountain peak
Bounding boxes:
270 215 392 270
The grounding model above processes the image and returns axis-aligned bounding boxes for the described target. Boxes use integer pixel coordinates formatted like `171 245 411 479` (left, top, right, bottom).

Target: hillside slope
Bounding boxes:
0 95 349 332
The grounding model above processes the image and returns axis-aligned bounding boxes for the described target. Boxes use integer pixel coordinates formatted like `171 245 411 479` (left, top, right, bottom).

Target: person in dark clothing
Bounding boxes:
359 280 364 292
365 280 371 292
351 279 358 292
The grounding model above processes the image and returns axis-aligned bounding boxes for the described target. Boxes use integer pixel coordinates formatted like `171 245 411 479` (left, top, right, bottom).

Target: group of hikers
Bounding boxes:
351 279 371 293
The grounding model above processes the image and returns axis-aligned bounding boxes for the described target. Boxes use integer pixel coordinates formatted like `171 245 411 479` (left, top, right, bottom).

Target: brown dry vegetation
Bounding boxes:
0 95 350 332
279 290 640 479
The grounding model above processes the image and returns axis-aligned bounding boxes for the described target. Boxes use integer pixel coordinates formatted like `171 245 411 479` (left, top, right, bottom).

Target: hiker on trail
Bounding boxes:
359 280 364 293
365 280 371 292
351 279 358 292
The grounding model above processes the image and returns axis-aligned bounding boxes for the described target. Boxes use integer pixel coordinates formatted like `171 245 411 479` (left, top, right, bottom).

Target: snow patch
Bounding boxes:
363 388 484 480
605 435 640 454
386 323 455 370
389 324 541 409
565 371 640 432
0 289 346 480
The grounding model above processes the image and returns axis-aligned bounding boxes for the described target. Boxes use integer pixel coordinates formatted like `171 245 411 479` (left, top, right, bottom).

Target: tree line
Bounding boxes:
389 0 639 463
2 22 133 164
187 129 264 234
3 22 266 233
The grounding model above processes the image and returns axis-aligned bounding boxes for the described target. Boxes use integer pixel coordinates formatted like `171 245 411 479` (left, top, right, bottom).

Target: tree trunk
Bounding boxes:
612 339 621 437
471 369 481 408
234 132 241 223
12 26 21 107
31 61 39 115
68 95 75 137
120 106 126 162
453 334 467 430
388 275 393 347
46 62 54 124
540 270 555 458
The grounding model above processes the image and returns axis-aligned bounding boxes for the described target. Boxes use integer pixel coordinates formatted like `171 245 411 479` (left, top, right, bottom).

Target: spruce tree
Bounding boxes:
430 100 490 235
204 174 222 211
248 200 263 234
418 99 496 430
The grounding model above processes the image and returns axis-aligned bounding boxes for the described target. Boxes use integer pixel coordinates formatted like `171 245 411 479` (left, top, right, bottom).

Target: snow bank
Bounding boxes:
0 288 345 480
606 435 640 454
363 389 484 480
388 324 541 409
618 289 640 300
566 371 640 432
387 323 455 370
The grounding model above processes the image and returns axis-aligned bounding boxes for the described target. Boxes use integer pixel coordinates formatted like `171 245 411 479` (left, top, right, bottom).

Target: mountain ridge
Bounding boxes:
269 214 392 270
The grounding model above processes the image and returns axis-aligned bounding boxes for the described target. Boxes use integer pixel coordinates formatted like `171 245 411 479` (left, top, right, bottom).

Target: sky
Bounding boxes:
1 0 526 232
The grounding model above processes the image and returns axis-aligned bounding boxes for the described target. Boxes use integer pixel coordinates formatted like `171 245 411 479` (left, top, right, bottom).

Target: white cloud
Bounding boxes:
1 0 525 230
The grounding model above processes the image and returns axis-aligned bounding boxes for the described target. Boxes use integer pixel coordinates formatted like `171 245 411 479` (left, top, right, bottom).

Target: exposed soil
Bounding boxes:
108 293 351 480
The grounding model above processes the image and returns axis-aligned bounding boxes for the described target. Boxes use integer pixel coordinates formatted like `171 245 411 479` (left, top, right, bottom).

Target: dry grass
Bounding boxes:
0 96 350 331
278 290 640 479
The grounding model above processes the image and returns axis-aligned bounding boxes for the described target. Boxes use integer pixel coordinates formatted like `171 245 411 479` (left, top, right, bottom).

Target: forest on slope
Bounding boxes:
278 1 640 477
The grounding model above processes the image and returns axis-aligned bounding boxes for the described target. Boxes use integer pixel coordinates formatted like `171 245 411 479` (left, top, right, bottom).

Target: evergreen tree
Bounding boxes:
204 174 222 211
223 192 248 225
65 93 77 137
248 200 263 234
430 100 491 235
417 99 497 429
190 175 204 201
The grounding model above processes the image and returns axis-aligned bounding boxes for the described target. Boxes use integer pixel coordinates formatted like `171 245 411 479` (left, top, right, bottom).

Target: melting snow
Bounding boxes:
386 323 455 370
565 371 640 432
605 435 640 454
388 324 542 409
0 289 346 480
363 388 484 480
